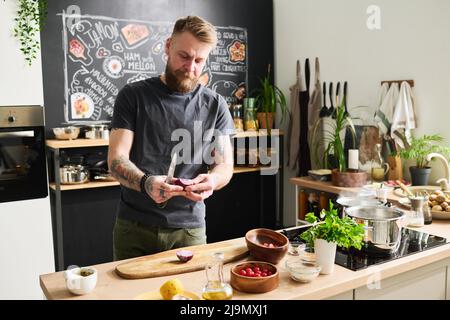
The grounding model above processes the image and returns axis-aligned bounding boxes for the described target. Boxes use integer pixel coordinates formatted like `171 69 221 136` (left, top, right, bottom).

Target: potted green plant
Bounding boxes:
311 99 366 187
300 201 365 274
253 64 288 134
395 134 450 186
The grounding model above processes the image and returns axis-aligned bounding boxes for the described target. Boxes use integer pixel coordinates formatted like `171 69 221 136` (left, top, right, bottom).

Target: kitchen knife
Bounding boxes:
157 153 177 208
166 152 177 184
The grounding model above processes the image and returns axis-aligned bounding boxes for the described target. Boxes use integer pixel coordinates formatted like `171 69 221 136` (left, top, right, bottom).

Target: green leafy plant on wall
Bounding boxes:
12 0 48 66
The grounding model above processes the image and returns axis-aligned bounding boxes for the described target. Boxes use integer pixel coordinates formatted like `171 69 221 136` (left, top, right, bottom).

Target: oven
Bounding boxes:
0 106 48 203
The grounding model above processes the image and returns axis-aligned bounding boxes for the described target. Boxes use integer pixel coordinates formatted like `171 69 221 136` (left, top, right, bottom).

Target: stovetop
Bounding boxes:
282 226 448 271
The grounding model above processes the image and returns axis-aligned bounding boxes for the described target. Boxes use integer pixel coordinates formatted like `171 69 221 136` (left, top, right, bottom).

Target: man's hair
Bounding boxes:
172 16 217 47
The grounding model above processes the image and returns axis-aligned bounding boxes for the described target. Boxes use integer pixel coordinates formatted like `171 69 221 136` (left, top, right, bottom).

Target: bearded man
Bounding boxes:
108 16 234 260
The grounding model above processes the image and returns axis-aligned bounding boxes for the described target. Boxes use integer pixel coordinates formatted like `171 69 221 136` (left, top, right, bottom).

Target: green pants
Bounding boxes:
113 218 207 261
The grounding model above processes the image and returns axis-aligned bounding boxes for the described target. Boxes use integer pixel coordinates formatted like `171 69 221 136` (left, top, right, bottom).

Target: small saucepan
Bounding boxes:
345 206 406 253
60 165 89 184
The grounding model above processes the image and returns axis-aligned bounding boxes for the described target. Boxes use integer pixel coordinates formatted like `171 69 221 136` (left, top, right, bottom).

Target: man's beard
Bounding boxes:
164 61 199 93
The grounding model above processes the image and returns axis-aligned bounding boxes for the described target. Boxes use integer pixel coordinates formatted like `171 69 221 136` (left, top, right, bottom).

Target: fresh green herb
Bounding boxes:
300 200 365 249
253 64 288 133
13 0 48 66
395 134 450 168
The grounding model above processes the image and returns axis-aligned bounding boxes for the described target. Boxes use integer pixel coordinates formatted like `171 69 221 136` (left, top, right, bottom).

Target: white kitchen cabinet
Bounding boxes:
354 259 449 300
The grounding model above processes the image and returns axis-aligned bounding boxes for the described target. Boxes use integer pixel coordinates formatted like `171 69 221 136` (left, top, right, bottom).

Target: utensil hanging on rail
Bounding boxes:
343 81 349 117
319 81 328 118
327 82 334 117
332 82 340 119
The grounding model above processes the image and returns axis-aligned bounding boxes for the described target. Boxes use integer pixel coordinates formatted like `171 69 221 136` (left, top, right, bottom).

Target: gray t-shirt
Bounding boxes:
111 76 234 228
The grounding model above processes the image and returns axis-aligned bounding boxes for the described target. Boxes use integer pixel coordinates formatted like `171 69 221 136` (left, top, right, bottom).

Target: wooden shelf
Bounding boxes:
49 181 119 191
46 131 283 149
46 139 109 149
233 130 284 139
49 166 280 191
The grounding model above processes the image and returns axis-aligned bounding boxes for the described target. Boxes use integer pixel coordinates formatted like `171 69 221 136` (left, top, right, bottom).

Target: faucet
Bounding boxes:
426 152 450 190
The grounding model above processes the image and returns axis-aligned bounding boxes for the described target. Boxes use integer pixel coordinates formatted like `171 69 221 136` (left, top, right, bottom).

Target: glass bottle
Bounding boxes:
408 196 425 228
202 252 233 300
231 104 244 132
243 98 257 131
371 143 389 183
423 196 433 225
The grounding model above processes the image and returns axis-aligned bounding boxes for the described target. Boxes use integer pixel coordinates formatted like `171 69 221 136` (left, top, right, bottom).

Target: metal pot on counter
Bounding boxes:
60 165 89 184
85 125 109 140
345 206 406 253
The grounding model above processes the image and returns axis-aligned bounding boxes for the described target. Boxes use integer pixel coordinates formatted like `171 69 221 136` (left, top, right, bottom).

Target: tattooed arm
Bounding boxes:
108 128 184 203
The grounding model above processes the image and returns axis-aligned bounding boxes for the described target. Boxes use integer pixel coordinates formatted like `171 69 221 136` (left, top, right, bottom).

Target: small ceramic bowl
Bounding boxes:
230 261 279 293
285 258 321 283
63 266 97 295
245 228 289 264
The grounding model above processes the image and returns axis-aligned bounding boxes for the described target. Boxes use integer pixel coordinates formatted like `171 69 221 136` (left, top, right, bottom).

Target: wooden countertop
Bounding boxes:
40 221 450 300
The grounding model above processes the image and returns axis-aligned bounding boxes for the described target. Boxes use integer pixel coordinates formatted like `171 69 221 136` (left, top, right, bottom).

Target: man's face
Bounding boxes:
164 31 212 93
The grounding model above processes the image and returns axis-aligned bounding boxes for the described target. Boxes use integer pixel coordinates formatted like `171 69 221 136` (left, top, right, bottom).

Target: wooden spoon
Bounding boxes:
396 180 414 197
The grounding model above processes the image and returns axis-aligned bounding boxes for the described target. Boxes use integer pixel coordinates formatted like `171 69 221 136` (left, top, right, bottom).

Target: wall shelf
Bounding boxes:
46 139 109 149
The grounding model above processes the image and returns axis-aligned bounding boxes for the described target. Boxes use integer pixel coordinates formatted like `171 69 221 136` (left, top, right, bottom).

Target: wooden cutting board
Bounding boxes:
115 238 248 279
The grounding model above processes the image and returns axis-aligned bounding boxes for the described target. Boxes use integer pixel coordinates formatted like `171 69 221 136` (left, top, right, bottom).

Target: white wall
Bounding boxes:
0 1 55 299
274 0 450 226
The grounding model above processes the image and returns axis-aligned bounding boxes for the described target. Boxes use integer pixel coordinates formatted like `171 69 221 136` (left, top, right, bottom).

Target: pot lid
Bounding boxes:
345 206 405 221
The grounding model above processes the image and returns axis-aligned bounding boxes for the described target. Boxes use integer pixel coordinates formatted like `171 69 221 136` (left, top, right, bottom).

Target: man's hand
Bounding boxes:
183 173 217 202
145 175 185 204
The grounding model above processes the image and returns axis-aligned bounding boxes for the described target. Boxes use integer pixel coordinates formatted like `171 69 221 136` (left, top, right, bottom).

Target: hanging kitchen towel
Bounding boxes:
376 82 389 110
298 58 312 176
374 82 399 136
391 81 417 148
307 57 323 169
287 60 304 170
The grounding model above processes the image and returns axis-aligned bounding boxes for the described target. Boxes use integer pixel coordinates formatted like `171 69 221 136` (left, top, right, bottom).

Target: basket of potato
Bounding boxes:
427 190 450 219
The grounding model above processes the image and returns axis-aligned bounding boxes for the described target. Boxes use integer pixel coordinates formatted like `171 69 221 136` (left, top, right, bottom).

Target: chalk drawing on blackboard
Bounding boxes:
68 18 92 36
68 36 93 66
112 42 124 53
70 92 95 119
212 80 238 101
103 56 125 79
152 41 164 55
70 66 89 91
120 24 151 49
232 82 246 101
227 40 246 63
96 47 110 59
127 73 151 84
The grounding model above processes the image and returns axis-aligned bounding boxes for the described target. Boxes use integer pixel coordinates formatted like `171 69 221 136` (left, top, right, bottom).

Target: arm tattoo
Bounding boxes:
110 155 143 191
145 176 155 195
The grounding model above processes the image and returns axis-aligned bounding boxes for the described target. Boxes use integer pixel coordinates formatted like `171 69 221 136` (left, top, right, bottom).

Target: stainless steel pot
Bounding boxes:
345 206 406 252
85 125 109 140
60 165 89 184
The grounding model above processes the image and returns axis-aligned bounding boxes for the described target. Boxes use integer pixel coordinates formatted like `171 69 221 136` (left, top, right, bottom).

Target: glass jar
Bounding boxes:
231 104 244 132
202 252 233 300
423 196 433 225
408 196 425 227
371 143 390 182
243 98 257 131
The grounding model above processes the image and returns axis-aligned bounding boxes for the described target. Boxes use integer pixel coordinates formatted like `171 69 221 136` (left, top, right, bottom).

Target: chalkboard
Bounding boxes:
41 0 274 134
63 14 247 123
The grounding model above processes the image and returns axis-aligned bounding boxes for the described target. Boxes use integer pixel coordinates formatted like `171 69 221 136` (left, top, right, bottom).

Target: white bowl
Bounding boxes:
64 266 97 295
285 258 321 283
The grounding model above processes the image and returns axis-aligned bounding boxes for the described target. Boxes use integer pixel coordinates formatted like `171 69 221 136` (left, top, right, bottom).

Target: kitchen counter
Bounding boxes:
40 221 450 300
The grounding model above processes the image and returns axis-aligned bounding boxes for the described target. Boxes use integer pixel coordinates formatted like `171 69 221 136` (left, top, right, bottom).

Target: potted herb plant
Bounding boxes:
253 64 288 134
311 99 366 187
395 134 450 186
300 201 365 274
